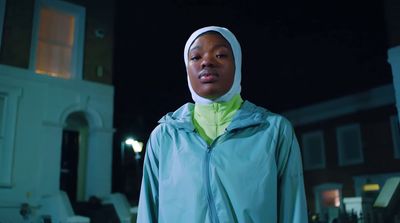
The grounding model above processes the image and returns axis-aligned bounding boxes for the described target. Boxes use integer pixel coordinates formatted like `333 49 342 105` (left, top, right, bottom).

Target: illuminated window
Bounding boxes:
336 123 364 166
302 130 326 170
30 0 85 79
390 115 400 159
321 189 341 207
0 0 5 49
313 183 343 222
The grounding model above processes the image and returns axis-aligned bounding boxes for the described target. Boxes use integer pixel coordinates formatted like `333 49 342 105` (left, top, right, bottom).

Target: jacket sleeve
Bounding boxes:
276 118 308 223
136 128 160 223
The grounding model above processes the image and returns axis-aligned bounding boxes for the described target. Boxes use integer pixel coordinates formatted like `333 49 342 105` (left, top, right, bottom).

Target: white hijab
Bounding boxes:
184 26 242 104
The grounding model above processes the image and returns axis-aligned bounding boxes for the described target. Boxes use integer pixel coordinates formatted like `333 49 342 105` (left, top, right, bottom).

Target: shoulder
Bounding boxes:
243 100 294 128
149 103 195 139
244 101 297 143
158 103 194 127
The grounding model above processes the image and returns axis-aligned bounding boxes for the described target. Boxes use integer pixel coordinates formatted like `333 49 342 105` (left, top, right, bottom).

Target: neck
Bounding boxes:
193 94 243 144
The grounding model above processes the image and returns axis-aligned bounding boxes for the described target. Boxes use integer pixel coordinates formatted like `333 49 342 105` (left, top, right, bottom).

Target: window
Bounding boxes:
0 85 21 187
30 0 85 79
321 189 341 207
313 183 343 223
301 130 326 170
0 0 6 49
336 123 364 166
390 115 400 159
353 173 400 197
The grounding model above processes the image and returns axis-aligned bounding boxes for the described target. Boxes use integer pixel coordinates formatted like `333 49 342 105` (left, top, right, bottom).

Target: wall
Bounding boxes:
283 84 400 212
0 64 114 221
0 0 115 85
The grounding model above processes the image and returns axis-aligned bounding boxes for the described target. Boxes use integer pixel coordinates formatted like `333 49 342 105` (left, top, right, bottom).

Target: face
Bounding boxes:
187 33 235 100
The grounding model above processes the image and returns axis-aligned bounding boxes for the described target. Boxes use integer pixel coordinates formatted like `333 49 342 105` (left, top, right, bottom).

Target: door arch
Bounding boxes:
61 111 89 202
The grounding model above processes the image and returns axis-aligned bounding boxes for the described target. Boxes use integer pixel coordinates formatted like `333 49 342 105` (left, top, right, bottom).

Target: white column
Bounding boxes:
37 121 63 196
388 46 400 121
85 128 114 199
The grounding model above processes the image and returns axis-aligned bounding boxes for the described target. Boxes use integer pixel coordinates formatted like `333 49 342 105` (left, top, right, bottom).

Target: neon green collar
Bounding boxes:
193 94 243 144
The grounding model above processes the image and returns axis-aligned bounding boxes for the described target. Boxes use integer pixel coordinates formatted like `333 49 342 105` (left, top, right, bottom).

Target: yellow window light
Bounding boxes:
363 183 380 192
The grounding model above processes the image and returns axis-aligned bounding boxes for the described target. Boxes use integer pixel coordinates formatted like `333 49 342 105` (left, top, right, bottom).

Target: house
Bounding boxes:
0 0 131 222
283 84 400 222
282 0 400 222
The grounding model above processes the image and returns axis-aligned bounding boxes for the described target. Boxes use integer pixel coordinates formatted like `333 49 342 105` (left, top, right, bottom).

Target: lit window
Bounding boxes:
390 115 400 159
321 189 341 207
336 123 364 166
30 0 85 79
301 130 326 170
36 8 75 78
313 183 343 222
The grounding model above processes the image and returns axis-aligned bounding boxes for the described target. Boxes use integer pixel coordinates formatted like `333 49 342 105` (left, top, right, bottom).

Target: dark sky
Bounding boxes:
113 0 393 142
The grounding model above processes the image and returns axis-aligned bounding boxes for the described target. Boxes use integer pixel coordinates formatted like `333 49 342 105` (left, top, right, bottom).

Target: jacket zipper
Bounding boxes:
204 146 220 223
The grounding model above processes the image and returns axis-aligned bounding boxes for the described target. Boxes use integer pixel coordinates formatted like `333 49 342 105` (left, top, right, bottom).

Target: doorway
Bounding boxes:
60 130 80 203
60 112 89 202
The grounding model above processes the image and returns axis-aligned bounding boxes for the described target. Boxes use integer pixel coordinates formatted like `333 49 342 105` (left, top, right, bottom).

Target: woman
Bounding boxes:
137 26 308 223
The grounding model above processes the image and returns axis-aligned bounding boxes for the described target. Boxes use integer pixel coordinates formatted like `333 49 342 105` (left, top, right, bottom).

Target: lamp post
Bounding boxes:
121 137 144 202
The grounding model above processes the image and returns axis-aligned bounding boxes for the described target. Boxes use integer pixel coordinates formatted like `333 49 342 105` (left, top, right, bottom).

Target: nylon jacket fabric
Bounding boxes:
137 101 308 223
194 94 243 144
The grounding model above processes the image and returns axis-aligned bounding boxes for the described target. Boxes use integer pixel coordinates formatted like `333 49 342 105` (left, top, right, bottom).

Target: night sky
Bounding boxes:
113 0 393 144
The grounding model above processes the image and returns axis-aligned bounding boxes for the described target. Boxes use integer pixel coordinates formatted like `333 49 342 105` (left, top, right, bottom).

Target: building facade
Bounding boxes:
284 84 400 222
0 0 131 222
282 1 400 221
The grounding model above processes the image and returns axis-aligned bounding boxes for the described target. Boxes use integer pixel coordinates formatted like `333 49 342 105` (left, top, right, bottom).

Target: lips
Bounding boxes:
199 70 219 83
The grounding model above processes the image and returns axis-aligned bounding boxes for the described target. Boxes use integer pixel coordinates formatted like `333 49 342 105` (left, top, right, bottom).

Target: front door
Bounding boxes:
60 130 79 203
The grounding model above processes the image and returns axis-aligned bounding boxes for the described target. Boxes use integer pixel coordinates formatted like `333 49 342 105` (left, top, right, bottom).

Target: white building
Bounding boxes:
0 0 131 222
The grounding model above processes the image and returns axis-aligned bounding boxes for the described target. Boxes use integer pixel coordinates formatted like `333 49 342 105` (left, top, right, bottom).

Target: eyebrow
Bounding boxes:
189 43 231 52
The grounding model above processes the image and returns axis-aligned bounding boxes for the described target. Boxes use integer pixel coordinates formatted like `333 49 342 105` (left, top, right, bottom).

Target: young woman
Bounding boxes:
137 26 308 223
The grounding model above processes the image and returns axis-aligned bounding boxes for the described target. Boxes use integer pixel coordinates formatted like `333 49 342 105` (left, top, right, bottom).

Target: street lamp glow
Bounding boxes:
132 141 143 153
124 137 143 153
125 138 135 146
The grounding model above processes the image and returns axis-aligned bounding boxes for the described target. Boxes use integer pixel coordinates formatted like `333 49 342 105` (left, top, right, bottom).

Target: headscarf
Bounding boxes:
184 26 242 104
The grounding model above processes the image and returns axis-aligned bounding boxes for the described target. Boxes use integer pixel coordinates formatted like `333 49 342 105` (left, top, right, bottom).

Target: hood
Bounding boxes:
183 26 242 104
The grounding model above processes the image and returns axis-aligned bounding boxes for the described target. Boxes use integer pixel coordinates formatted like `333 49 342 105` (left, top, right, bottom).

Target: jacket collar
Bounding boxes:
227 101 269 131
159 101 270 132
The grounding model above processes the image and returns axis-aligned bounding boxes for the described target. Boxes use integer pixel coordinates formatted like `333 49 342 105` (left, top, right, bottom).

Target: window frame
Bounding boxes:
301 130 326 170
29 0 85 79
336 123 364 166
313 183 343 217
0 84 22 187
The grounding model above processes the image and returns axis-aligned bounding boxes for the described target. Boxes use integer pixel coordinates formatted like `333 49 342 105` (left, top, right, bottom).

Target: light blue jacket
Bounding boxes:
137 101 308 223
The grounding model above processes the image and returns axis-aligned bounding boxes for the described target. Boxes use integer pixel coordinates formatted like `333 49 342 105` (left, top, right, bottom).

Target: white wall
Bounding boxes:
0 64 114 221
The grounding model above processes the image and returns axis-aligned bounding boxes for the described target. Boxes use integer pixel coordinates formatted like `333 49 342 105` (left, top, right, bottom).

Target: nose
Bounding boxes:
201 54 215 68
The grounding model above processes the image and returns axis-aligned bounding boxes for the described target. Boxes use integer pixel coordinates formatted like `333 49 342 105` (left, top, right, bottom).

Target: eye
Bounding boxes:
216 54 227 59
190 55 201 61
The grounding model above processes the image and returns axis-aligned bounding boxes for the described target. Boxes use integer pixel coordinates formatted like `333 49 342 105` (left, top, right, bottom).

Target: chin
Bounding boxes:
198 89 223 100
201 94 220 100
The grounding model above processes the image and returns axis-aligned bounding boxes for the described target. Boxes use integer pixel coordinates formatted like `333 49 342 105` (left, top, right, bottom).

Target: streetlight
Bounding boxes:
120 137 144 202
121 137 143 164
125 138 143 160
